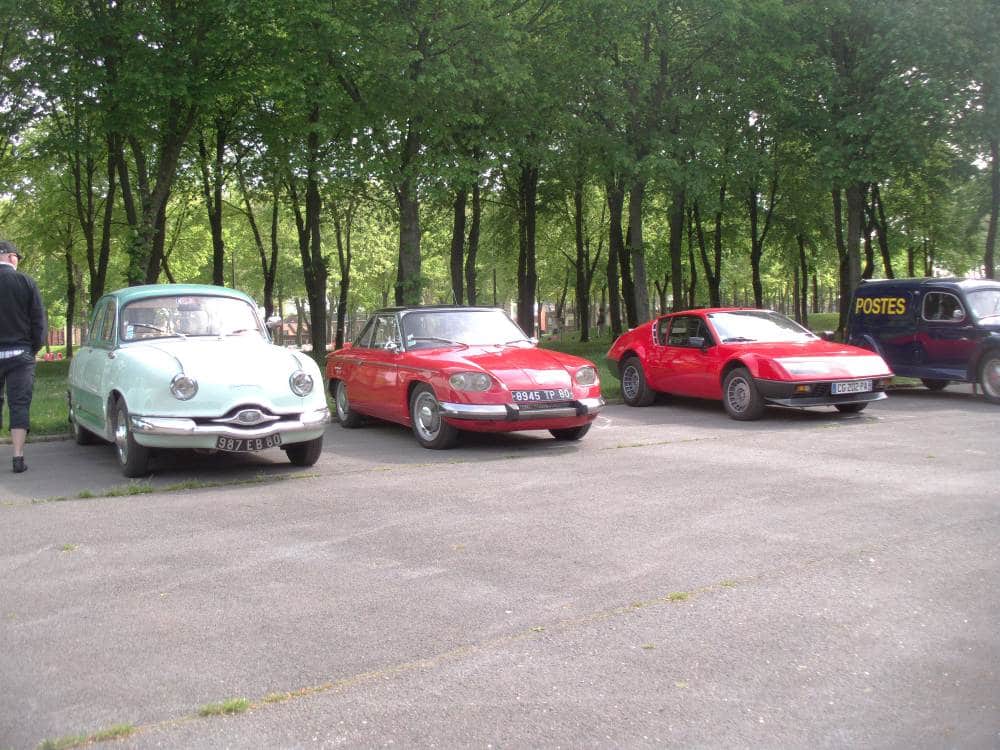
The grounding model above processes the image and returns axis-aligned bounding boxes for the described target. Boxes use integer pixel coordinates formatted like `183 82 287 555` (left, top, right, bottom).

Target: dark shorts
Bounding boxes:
0 353 36 431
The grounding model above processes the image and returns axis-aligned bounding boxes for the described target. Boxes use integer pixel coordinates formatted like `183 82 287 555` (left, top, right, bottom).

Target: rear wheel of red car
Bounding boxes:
334 380 363 428
549 424 591 441
620 356 655 407
722 367 765 421
979 353 1000 404
835 402 868 413
285 436 323 466
410 384 458 449
114 399 150 478
921 378 949 391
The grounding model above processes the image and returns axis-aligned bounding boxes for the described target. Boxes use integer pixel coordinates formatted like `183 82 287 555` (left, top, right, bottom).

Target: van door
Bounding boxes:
916 291 977 379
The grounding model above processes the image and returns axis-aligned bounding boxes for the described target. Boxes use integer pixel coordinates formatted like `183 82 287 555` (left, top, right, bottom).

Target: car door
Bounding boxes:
917 291 977 378
649 315 717 396
351 314 403 418
71 299 117 431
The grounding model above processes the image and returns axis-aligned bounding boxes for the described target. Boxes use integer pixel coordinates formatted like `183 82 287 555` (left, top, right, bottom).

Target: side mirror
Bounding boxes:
341 342 353 350
952 309 965 321
820 330 837 341
529 336 539 345
688 336 706 349
266 315 282 330
384 341 401 353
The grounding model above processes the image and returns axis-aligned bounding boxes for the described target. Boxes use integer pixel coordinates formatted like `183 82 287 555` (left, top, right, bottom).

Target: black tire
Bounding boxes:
722 367 766 421
333 380 363 428
284 436 324 466
835 402 868 413
620 356 655 407
549 424 591 441
921 378 949 391
979 352 1000 404
113 399 150 478
409 384 458 449
69 397 98 445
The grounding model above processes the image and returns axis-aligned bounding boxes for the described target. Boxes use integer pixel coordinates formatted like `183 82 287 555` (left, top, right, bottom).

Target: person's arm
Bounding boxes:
29 278 47 354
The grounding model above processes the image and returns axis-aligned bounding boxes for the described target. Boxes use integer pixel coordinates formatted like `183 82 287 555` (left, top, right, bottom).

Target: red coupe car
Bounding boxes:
606 308 894 420
327 306 605 448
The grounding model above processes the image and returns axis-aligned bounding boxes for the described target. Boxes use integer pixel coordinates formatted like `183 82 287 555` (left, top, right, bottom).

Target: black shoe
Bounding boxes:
12 456 26 473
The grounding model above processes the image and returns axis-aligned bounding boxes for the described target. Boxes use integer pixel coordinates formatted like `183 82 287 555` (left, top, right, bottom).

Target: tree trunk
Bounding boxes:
626 178 649 324
516 164 539 336
605 178 625 337
395 176 422 305
198 123 227 287
693 199 721 307
64 237 76 359
465 182 481 305
872 183 894 279
686 206 697 308
449 187 467 304
986 136 999 279
798 234 809 327
833 188 850 334
668 189 686 311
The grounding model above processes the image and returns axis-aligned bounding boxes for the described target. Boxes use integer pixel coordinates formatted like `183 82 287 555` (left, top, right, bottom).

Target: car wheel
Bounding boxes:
979 352 1000 404
334 380 363 428
284 436 323 466
921 378 949 391
410 384 458 449
69 398 98 445
114 399 150 478
835 402 868 413
549 424 591 441
620 356 655 407
722 367 765 420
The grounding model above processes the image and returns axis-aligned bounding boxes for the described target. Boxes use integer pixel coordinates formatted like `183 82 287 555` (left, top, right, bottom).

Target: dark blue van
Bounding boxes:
846 278 1000 403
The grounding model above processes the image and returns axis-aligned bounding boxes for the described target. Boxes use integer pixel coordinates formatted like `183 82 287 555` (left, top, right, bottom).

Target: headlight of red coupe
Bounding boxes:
449 372 492 392
574 366 598 386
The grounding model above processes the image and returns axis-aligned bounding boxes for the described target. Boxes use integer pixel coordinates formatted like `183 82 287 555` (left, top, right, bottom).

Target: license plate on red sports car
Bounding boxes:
831 379 872 395
511 388 572 402
215 434 282 452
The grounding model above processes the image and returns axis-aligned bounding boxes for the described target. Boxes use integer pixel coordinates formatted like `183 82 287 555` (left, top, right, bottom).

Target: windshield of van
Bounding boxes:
706 310 817 343
967 289 1000 321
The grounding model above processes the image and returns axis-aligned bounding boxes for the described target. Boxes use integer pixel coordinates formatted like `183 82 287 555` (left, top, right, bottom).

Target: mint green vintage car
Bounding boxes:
68 284 329 477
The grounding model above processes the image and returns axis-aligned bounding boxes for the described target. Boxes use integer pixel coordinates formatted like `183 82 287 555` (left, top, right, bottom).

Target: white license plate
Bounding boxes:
511 388 572 402
831 379 872 395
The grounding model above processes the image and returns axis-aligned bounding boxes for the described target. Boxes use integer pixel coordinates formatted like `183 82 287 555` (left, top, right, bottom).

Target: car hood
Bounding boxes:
429 345 589 389
133 337 312 382
722 339 893 378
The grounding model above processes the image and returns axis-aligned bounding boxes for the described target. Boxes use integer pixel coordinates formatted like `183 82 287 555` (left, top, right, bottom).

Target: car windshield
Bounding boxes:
120 295 264 341
967 289 1000 320
401 309 528 349
707 310 817 343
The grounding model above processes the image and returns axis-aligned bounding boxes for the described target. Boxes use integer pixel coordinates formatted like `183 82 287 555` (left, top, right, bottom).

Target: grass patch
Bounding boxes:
198 697 251 717
667 592 689 602
0 358 71 439
263 692 290 704
540 334 620 400
59 543 78 552
37 723 135 750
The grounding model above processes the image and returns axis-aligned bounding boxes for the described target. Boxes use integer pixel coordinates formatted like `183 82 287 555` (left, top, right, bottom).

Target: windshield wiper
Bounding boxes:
722 336 756 343
408 336 467 348
502 338 532 346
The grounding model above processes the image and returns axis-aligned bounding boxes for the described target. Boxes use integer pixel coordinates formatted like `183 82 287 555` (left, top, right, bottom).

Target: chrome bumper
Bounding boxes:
439 397 605 421
765 392 888 407
130 408 329 438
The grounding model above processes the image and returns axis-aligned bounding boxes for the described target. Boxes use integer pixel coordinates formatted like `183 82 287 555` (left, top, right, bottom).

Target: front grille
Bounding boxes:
193 405 299 430
515 400 575 412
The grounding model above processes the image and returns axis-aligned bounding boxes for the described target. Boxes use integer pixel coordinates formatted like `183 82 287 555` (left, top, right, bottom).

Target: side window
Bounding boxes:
666 316 712 347
655 317 671 346
355 318 377 348
371 316 401 349
922 292 965 323
87 301 114 346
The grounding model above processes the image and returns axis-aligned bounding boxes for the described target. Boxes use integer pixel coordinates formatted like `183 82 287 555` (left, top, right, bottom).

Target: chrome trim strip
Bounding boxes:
131 408 329 438
765 392 887 407
439 397 605 421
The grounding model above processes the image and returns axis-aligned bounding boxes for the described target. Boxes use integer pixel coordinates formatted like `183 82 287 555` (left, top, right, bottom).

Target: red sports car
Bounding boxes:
327 306 605 448
606 308 894 420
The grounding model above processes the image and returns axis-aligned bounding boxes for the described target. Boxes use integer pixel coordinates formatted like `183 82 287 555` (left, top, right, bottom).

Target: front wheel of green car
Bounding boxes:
285 436 324 466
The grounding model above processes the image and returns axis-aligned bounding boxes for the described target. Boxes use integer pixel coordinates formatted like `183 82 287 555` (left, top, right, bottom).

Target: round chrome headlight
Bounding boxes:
574 366 598 386
289 370 314 396
449 372 492 392
170 374 198 401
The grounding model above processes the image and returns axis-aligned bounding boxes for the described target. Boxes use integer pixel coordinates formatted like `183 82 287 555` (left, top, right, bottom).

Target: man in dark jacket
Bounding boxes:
0 240 47 473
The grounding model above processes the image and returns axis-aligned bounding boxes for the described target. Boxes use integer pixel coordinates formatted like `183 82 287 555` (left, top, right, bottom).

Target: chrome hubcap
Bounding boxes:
336 382 349 418
115 412 129 463
984 360 1000 397
727 377 751 412
622 366 640 401
414 392 441 440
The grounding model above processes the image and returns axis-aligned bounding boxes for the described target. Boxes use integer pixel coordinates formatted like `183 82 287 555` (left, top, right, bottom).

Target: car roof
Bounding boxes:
856 277 1000 293
105 284 255 305
663 307 775 316
374 305 506 315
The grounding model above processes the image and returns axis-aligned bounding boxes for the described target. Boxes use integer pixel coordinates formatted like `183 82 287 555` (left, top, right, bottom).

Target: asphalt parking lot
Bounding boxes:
2 387 998 749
